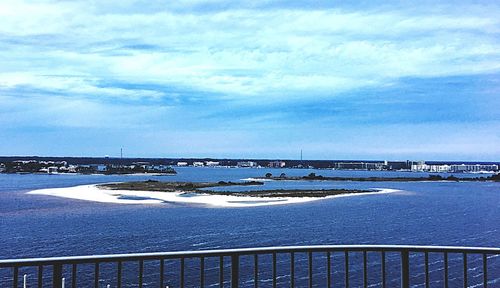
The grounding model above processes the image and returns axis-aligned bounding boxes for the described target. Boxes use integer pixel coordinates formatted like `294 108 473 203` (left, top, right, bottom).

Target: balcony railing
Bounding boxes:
1 245 499 287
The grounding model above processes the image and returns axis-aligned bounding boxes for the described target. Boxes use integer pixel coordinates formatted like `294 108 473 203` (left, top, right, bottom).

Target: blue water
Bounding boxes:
0 168 499 287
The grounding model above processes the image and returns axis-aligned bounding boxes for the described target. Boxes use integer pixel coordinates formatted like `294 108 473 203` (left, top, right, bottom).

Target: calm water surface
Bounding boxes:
0 168 498 287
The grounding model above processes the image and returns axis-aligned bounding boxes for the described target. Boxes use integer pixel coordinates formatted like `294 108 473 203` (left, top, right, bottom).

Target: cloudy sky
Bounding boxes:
1 0 499 160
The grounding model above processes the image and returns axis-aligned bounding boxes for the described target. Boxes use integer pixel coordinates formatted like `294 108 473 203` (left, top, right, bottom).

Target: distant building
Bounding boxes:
13 160 35 165
205 161 220 166
96 164 108 172
76 165 96 174
237 161 257 168
449 164 498 173
411 163 498 173
268 161 286 168
47 166 59 174
193 162 204 167
58 166 70 173
151 165 164 171
334 162 385 170
412 164 449 173
411 162 428 172
177 162 188 166
133 162 150 167
67 165 78 173
384 161 412 170
429 165 450 173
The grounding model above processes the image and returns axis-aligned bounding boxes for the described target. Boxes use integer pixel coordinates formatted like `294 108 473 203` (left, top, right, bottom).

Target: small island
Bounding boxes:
28 180 397 207
98 180 374 198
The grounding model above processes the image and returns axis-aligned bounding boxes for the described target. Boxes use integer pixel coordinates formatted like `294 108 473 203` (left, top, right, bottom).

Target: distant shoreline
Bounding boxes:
0 172 177 176
253 173 500 182
2 156 498 174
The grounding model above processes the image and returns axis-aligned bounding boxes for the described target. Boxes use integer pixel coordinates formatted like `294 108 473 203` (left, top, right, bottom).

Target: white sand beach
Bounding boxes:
27 185 400 208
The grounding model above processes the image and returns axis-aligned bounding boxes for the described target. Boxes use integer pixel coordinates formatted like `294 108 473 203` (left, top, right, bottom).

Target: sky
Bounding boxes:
0 0 499 161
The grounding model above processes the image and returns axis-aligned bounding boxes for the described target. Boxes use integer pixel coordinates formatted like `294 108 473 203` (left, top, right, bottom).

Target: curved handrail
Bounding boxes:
1 244 499 267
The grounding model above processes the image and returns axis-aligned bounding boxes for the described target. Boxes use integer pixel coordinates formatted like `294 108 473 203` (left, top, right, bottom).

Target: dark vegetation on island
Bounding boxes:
99 180 265 192
199 189 373 198
98 180 373 198
260 172 500 182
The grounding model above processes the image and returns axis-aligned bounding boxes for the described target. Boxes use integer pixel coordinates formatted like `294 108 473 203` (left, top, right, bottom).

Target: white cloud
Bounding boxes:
0 94 179 129
0 0 499 102
0 73 164 100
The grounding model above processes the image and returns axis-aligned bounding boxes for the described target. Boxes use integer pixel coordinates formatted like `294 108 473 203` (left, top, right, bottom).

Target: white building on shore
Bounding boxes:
237 161 257 168
268 161 286 168
449 164 498 173
411 163 498 173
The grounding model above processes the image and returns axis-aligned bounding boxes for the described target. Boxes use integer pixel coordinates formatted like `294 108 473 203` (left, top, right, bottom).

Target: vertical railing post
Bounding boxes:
363 251 367 288
201 257 205 288
483 254 488 288
159 259 164 288
219 256 224 288
38 265 44 288
117 261 122 288
327 252 331 288
180 258 185 288
424 252 429 288
13 267 18 288
139 260 144 288
463 253 468 288
308 252 313 288
94 262 100 288
444 253 448 288
72 264 77 288
401 251 409 288
53 264 63 288
344 251 349 288
273 253 277 288
13 267 19 288
382 251 386 288
231 254 239 288
254 254 259 288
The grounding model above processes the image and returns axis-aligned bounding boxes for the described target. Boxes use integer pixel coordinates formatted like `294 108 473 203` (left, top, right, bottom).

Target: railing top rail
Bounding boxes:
1 245 499 267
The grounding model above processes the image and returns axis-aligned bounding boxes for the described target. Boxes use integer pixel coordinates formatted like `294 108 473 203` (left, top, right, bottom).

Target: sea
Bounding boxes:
0 167 499 287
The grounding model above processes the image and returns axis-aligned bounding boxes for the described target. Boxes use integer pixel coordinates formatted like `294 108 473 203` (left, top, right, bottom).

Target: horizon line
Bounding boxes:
1 155 499 164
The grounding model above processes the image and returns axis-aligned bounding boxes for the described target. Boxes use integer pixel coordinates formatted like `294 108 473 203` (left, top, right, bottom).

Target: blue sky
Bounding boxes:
0 0 499 160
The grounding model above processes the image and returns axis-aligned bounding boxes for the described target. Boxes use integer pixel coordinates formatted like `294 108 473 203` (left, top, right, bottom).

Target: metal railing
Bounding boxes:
1 245 499 287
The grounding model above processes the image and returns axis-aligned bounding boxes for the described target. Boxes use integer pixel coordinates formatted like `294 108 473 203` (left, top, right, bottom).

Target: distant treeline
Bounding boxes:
261 172 500 182
1 156 498 169
0 156 377 168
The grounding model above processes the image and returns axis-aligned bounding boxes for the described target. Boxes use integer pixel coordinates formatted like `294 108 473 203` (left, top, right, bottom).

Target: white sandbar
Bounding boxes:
27 185 400 208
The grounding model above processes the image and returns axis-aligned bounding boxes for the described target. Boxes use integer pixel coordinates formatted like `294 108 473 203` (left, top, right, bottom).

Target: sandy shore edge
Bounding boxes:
27 185 400 207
